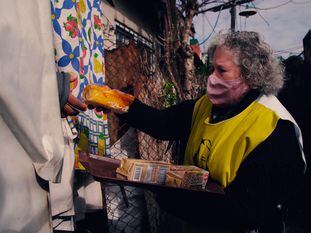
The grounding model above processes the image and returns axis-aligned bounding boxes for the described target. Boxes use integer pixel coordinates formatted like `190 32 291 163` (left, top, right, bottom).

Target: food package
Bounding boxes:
116 159 209 189
116 158 171 185
82 84 135 113
166 165 209 189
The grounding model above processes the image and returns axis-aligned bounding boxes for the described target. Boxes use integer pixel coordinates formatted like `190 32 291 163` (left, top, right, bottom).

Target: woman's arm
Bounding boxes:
118 99 196 141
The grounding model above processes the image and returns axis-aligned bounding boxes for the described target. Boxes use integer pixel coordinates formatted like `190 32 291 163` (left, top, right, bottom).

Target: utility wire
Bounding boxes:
253 1 291 10
275 44 302 50
274 51 302 56
197 0 228 12
254 0 311 10
199 5 223 45
273 43 303 55
274 45 302 52
239 5 242 31
292 0 311 4
274 49 302 54
203 13 216 33
249 2 270 26
274 51 302 55
274 46 303 55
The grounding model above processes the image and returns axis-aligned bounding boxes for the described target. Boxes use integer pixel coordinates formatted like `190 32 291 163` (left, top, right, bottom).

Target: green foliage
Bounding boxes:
195 59 211 76
161 82 178 108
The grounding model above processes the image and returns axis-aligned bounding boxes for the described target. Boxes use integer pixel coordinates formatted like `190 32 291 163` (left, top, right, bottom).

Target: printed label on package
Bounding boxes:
133 165 143 181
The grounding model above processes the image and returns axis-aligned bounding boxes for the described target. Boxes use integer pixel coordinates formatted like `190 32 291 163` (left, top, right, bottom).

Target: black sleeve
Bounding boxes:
156 120 305 231
118 99 196 141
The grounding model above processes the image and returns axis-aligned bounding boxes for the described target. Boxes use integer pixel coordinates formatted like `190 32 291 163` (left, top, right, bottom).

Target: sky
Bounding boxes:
193 0 311 58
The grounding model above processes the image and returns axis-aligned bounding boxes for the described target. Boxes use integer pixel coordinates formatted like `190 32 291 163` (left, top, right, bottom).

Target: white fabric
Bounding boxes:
49 119 76 231
0 0 65 232
53 216 75 231
258 94 306 170
76 174 103 209
0 116 52 233
0 0 65 182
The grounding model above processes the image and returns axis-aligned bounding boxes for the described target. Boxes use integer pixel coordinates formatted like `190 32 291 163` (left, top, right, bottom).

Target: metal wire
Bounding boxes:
103 36 180 232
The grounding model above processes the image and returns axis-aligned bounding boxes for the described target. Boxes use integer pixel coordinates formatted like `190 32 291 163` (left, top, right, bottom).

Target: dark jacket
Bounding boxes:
119 90 305 233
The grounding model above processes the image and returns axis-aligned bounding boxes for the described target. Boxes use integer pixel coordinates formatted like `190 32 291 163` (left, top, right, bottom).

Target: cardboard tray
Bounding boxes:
81 156 224 195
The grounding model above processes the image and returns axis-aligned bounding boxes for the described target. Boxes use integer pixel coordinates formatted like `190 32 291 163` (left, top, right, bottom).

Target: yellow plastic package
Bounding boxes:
83 84 134 113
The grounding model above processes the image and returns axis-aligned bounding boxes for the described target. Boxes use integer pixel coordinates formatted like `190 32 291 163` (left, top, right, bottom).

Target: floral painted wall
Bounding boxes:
51 0 110 169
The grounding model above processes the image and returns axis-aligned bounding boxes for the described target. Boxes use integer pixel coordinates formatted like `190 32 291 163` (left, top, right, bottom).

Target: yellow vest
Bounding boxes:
184 95 304 188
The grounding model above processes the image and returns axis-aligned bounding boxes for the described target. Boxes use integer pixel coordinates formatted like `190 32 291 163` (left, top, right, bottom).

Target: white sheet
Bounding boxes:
0 0 65 232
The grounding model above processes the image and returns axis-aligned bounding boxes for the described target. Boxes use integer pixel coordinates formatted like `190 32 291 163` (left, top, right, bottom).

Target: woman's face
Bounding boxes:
210 46 241 81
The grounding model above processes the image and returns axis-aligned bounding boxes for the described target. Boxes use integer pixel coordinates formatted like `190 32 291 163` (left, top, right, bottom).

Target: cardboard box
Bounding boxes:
116 158 170 185
166 166 209 189
116 159 209 189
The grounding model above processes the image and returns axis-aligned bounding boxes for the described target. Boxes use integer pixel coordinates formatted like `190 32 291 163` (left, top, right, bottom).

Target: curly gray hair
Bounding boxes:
208 31 284 95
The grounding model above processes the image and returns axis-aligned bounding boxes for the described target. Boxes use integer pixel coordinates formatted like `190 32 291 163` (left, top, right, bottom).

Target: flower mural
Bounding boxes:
58 39 80 72
51 2 62 36
62 0 76 9
92 32 104 55
51 0 110 166
93 15 102 30
63 14 78 38
79 44 87 75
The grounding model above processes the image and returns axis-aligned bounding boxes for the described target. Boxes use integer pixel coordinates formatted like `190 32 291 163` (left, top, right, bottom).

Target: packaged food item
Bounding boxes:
116 158 209 189
166 165 209 189
116 158 171 185
82 84 134 113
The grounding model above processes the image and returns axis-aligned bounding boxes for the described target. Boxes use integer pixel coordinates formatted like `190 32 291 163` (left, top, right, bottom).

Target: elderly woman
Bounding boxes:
98 31 305 232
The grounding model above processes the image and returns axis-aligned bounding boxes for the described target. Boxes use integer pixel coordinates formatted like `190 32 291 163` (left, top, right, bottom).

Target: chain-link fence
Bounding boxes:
102 40 183 233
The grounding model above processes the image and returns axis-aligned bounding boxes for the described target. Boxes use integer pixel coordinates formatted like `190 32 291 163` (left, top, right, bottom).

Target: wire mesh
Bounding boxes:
103 38 180 233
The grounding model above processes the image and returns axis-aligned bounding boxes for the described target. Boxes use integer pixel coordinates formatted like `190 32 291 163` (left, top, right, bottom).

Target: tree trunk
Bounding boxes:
162 0 186 101
180 2 198 100
162 0 202 101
